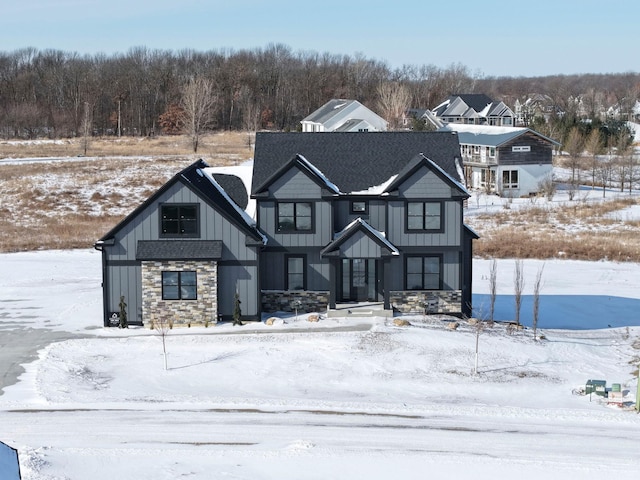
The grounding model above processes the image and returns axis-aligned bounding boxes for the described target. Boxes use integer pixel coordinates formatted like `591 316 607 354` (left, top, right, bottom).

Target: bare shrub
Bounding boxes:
538 177 556 200
513 260 525 326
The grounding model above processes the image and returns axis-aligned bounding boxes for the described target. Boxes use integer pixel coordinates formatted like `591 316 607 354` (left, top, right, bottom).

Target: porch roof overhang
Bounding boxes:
320 218 399 258
136 240 223 261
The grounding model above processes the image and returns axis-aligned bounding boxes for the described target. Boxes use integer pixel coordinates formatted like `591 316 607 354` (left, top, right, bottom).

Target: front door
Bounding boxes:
340 259 376 302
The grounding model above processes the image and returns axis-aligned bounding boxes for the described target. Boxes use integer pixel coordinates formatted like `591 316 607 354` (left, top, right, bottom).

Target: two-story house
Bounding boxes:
253 132 477 318
300 99 388 132
439 124 560 197
95 132 478 327
433 94 515 127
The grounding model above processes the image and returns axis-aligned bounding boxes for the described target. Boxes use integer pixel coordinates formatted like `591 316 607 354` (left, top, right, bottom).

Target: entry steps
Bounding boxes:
327 302 393 318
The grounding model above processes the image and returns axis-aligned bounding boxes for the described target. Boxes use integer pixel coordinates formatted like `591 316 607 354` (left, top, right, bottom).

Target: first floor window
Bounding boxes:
278 202 312 231
502 169 519 189
406 256 441 290
407 201 442 231
286 256 305 290
481 169 496 186
162 271 197 300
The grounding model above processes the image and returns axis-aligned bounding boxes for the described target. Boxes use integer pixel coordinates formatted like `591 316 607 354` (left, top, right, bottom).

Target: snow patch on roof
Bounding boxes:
349 175 398 195
440 123 528 136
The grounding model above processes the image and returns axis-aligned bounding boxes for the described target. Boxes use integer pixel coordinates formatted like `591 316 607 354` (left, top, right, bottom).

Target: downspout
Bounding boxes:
94 241 110 327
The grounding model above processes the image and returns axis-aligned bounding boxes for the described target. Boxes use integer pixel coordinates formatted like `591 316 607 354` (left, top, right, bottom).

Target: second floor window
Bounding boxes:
351 201 368 214
407 201 442 231
278 202 312 231
161 204 199 236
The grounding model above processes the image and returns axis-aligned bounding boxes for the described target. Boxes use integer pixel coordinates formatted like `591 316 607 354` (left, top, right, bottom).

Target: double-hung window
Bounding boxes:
286 256 306 290
278 202 312 231
407 201 442 231
406 256 441 290
162 271 197 300
161 204 199 236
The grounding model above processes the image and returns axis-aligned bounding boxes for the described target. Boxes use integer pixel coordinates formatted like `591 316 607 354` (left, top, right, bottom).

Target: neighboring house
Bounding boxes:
439 124 560 197
402 108 443 130
433 94 515 127
252 132 477 318
96 132 478 326
300 99 388 132
514 94 559 126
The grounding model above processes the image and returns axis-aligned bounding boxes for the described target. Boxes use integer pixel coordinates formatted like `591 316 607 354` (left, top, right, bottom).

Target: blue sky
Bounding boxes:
1 0 638 77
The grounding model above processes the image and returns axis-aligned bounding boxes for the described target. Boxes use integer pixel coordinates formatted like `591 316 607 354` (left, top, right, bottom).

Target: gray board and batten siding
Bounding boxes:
96 161 263 326
253 132 475 316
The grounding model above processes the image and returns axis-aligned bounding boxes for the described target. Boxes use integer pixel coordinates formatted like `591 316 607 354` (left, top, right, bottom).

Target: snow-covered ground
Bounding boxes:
1 249 639 479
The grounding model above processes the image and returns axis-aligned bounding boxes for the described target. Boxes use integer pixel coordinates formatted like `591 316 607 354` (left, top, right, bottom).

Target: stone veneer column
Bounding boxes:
141 260 218 327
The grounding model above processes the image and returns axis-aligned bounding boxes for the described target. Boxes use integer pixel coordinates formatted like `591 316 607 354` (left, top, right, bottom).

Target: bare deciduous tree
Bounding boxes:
514 260 525 327
584 129 603 189
532 264 544 340
152 314 173 371
599 139 617 198
376 81 411 130
180 76 217 153
489 259 498 322
80 101 92 156
563 127 584 200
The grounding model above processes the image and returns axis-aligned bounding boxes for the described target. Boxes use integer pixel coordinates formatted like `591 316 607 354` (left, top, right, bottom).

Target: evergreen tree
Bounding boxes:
233 290 243 326
118 295 128 329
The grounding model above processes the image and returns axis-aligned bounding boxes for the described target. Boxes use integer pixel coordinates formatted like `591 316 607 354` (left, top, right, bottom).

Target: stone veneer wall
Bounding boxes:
262 291 329 313
141 260 218 327
390 290 462 315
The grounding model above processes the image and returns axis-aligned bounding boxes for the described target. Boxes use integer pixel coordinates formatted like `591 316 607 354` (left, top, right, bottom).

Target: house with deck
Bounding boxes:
438 124 560 196
95 132 478 326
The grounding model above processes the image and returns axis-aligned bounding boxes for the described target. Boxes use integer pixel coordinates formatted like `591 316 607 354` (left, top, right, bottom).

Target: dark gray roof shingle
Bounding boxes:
252 132 462 195
136 240 223 260
211 173 249 210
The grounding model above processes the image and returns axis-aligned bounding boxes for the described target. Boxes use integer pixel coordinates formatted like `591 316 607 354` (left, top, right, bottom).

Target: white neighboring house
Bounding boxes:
438 124 560 197
301 99 388 132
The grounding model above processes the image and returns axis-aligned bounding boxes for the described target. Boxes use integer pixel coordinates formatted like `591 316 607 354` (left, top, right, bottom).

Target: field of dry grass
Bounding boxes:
467 195 640 262
0 131 253 159
1 132 639 262
0 133 252 252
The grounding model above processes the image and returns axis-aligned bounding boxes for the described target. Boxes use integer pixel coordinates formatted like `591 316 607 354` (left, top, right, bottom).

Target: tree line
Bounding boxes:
1 44 638 145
